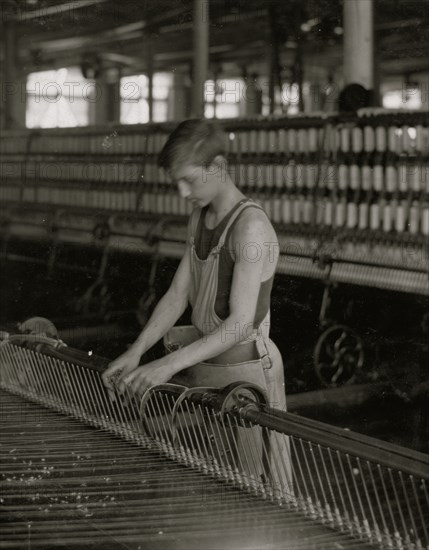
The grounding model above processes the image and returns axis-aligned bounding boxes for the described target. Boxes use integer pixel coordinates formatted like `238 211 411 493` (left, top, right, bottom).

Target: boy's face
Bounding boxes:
169 162 221 208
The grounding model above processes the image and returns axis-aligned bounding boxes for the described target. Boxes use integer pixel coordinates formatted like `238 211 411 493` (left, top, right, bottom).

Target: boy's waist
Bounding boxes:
164 324 264 365
205 340 259 364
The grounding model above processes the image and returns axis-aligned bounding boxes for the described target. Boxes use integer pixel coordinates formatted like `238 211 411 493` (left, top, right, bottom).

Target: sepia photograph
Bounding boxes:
0 0 428 548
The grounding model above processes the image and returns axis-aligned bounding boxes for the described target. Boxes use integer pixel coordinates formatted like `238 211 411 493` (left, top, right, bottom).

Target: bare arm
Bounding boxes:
102 242 192 390
131 245 191 356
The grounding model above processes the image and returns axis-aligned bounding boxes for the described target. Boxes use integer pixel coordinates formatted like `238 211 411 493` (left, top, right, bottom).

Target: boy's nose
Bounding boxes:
178 181 191 198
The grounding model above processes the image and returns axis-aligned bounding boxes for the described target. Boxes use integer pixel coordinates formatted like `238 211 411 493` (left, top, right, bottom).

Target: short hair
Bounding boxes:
158 119 227 171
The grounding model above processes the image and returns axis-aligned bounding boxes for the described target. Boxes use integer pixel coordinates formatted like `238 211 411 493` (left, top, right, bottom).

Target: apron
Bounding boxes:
164 200 293 498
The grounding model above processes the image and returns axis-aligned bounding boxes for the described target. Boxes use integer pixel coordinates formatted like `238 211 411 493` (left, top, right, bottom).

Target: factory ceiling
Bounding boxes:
1 0 428 79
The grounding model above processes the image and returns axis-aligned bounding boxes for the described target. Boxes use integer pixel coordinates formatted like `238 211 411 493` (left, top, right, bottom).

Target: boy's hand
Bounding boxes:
120 358 175 397
102 348 141 397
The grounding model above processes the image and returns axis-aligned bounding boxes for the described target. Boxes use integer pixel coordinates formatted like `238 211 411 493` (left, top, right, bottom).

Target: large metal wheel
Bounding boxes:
314 324 364 387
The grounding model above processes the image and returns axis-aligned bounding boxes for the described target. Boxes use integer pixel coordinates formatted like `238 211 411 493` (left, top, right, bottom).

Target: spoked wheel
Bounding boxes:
313 324 364 387
75 280 112 316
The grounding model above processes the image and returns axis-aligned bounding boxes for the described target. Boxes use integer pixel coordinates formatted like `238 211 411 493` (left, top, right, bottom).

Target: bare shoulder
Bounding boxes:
231 206 278 244
228 205 279 271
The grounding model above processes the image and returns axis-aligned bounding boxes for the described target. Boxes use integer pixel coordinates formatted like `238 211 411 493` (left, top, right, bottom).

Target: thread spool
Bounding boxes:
293 195 301 224
285 162 295 189
240 131 249 152
298 129 308 154
415 125 424 153
370 203 380 230
317 198 327 225
408 201 419 234
358 202 369 230
395 201 405 232
265 164 274 188
410 164 421 192
272 195 282 224
338 164 348 191
295 163 305 189
402 126 412 153
247 164 258 188
421 205 429 235
258 130 268 153
308 128 318 152
373 164 384 191
275 164 284 189
268 130 277 152
375 126 387 152
229 132 238 154
305 164 317 189
385 164 397 193
324 199 335 227
350 164 360 190
335 200 346 227
278 129 287 153
352 127 363 153
325 164 337 191
398 162 409 193
281 195 291 224
288 129 297 154
386 126 395 153
303 199 313 224
364 126 375 153
340 127 350 152
361 165 372 191
249 130 258 153
347 202 358 228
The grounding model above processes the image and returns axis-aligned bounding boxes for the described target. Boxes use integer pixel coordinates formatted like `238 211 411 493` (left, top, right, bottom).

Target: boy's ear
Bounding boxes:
204 155 227 181
211 154 226 167
207 155 227 173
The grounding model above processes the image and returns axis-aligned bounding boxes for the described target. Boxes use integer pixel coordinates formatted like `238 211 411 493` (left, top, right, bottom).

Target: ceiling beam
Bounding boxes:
7 0 112 21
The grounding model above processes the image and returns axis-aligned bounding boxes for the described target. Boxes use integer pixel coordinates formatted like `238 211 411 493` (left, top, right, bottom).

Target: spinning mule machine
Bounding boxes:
0 110 428 547
0 329 428 549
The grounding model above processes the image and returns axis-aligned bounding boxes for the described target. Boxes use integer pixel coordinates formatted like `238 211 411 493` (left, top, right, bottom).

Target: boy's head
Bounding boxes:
158 119 227 173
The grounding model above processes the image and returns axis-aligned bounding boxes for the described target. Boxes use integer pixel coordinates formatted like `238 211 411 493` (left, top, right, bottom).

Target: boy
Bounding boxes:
102 118 286 414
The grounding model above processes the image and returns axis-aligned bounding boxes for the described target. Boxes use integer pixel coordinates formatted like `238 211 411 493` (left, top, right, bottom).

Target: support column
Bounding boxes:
191 0 209 117
242 73 263 116
89 68 120 126
268 44 276 114
167 73 191 120
343 0 374 90
2 22 26 129
147 42 154 122
417 73 429 110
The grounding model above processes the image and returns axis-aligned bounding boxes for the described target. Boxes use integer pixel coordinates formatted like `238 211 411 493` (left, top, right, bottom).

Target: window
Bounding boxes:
382 85 422 110
26 67 90 128
120 73 172 124
204 79 244 119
